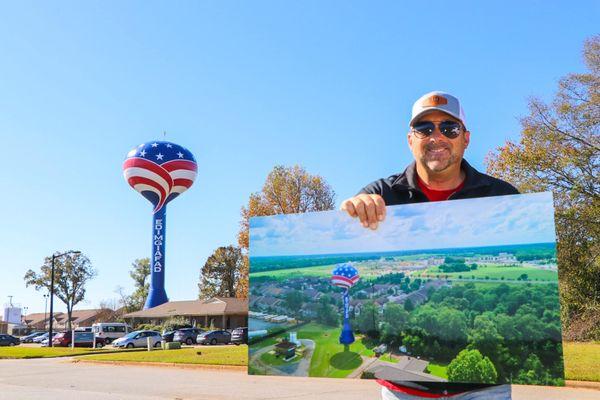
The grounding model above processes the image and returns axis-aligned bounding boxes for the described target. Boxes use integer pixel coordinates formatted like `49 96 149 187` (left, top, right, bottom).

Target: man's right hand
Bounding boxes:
340 194 386 230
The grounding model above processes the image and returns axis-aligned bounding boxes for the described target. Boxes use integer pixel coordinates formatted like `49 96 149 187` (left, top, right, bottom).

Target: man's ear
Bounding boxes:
407 131 414 147
464 130 470 148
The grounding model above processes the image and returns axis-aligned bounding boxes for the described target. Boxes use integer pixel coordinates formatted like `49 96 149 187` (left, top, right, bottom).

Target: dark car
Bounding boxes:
161 330 176 343
230 327 248 345
19 331 45 343
52 331 106 348
0 334 20 346
173 328 204 345
196 330 231 345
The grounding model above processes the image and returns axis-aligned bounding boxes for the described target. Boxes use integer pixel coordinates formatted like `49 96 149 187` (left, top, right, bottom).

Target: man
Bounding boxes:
341 91 517 399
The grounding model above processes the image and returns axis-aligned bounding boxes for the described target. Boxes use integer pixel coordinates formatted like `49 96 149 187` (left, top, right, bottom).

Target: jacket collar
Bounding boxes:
391 159 492 192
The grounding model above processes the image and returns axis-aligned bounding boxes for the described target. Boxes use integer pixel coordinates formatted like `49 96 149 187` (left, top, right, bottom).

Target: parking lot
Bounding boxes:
1 356 599 400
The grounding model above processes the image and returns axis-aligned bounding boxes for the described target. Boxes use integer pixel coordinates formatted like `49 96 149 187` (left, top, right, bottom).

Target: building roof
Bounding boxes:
23 313 48 326
24 309 114 328
123 297 248 319
275 341 296 350
367 361 446 382
70 309 105 325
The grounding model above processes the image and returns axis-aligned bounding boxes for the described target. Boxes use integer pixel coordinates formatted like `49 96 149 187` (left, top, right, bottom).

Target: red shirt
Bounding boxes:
417 175 465 202
379 177 466 397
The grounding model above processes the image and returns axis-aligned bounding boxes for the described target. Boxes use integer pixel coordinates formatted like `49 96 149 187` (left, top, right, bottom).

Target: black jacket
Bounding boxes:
359 159 518 394
359 159 519 204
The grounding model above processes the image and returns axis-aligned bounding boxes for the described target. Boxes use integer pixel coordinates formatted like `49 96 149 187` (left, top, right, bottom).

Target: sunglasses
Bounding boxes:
411 120 463 139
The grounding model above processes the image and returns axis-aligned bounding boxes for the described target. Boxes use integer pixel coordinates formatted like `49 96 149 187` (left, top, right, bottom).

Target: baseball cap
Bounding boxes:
409 91 467 128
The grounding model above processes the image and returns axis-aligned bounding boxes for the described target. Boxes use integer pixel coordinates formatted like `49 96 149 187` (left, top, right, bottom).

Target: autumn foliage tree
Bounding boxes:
236 165 336 297
198 245 244 299
486 35 600 340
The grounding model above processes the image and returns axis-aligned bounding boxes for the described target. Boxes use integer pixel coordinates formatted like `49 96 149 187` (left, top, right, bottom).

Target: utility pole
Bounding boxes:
49 251 81 347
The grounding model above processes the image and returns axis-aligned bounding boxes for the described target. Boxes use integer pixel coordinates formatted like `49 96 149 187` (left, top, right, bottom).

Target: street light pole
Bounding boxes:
48 251 81 348
43 294 49 331
49 254 56 347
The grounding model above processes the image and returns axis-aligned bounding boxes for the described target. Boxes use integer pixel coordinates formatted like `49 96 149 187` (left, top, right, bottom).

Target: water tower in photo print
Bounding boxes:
123 141 197 309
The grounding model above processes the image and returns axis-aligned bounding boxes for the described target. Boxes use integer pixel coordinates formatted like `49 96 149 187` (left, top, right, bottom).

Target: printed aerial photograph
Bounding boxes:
248 192 564 386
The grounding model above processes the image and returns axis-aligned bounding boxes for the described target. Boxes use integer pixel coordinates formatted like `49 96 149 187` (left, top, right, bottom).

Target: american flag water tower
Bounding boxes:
123 141 198 309
331 263 360 346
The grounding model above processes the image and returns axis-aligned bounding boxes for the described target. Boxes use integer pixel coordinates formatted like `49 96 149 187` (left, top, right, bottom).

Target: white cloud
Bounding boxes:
250 192 556 256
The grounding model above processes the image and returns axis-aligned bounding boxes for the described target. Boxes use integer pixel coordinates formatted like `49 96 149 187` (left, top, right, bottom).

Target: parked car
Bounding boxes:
0 334 20 346
196 330 231 345
75 326 92 332
32 332 50 343
20 331 45 343
230 327 248 345
92 322 130 344
112 330 162 348
173 328 204 345
161 330 175 343
40 333 60 347
52 331 106 348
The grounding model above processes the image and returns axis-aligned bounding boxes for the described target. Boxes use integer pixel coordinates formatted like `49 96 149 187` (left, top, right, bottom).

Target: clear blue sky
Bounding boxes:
0 1 597 314
251 193 556 256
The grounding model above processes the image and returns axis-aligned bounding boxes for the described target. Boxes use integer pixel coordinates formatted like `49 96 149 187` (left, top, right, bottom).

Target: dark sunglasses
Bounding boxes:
411 120 463 139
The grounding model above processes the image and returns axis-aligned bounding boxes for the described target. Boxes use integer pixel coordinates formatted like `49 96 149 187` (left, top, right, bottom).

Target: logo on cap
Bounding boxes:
422 95 448 107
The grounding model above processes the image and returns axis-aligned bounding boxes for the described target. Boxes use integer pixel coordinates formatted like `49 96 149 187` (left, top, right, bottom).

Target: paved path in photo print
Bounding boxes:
0 357 599 400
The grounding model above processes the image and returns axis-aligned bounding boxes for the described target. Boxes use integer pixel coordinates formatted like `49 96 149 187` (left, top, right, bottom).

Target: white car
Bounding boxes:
112 330 162 348
92 322 130 344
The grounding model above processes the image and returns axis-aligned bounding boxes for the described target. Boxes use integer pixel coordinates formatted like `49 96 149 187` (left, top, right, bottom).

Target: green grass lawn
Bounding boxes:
260 350 299 366
296 322 374 378
81 345 248 366
250 265 334 279
422 264 557 281
563 341 600 382
251 322 374 377
0 347 121 359
425 362 448 379
378 353 398 363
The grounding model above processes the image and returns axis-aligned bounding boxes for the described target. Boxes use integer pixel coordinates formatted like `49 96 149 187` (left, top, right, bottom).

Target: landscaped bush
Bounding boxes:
135 323 163 332
163 342 182 350
162 316 191 332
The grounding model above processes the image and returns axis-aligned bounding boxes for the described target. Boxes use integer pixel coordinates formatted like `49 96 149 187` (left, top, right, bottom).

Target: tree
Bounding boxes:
198 246 244 299
237 165 336 297
24 251 96 332
355 301 380 335
285 290 305 316
317 302 339 326
447 349 498 383
128 258 150 311
486 35 600 340
381 304 409 344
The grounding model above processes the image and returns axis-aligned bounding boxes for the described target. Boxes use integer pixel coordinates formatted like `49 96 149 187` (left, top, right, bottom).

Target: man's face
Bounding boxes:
407 110 470 173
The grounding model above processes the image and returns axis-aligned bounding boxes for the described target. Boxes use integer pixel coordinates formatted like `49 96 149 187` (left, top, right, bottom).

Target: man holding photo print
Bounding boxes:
341 91 518 399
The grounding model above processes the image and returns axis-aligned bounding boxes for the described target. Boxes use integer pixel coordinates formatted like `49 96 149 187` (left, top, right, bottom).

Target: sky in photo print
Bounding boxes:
250 192 556 256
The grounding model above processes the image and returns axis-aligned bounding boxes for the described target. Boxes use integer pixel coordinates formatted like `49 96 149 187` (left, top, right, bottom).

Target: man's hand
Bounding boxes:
340 194 386 230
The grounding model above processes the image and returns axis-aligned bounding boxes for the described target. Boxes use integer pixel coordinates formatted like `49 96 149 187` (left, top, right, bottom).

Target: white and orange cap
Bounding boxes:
409 91 467 128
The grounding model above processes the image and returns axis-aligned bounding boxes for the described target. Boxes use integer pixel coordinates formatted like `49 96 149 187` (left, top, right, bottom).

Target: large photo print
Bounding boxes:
248 192 564 386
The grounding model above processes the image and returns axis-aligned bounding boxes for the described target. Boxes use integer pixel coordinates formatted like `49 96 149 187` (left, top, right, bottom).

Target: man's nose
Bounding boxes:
428 126 446 141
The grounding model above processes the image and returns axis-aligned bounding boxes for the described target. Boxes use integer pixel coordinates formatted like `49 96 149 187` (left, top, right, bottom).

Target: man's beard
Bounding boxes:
420 143 458 172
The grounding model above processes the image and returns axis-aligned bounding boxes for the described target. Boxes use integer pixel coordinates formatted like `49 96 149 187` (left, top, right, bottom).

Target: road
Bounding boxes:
0 358 599 400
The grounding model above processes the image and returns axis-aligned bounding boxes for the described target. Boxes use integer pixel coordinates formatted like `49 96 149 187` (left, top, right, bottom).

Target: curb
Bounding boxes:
565 380 600 390
76 359 247 371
